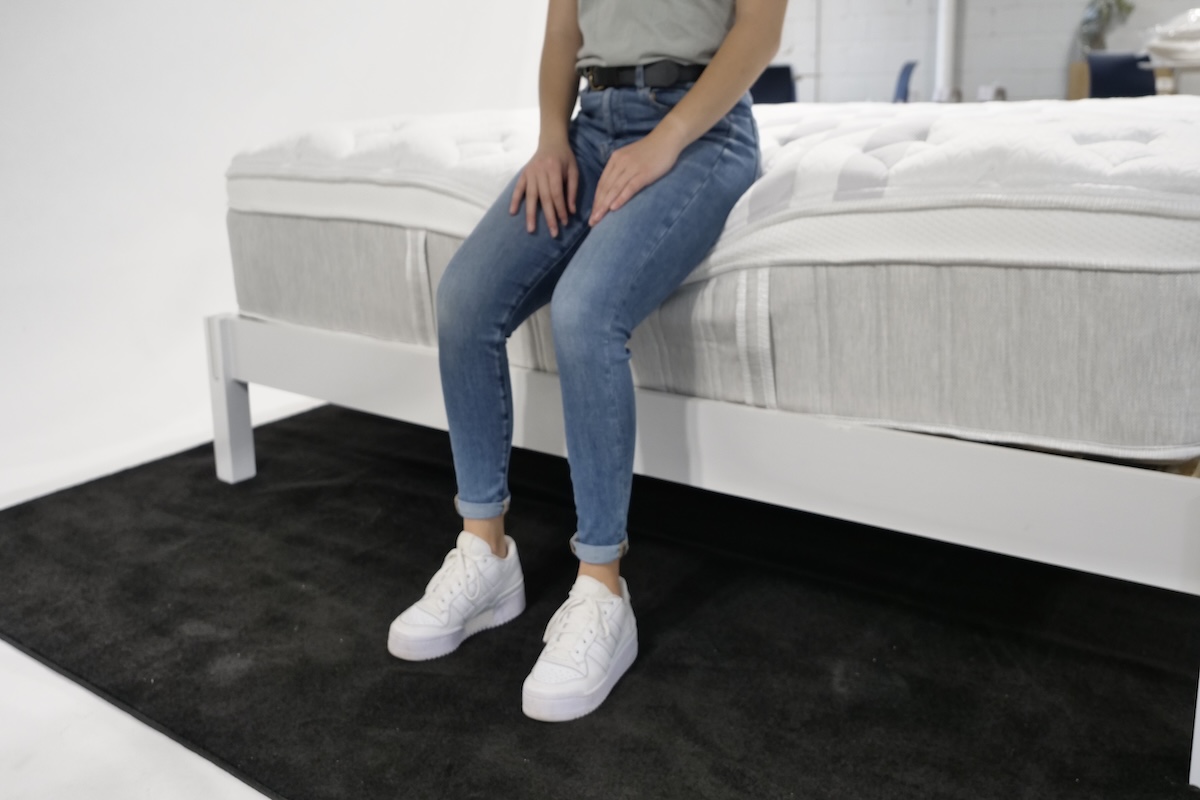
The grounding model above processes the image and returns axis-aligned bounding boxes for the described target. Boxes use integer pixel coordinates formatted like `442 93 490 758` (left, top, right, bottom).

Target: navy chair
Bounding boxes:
1086 52 1156 98
893 61 918 102
750 65 797 104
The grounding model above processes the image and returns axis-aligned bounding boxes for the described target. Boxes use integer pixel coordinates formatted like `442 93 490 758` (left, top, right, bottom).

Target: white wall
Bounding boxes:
3 0 1196 510
778 0 1200 102
0 1 545 510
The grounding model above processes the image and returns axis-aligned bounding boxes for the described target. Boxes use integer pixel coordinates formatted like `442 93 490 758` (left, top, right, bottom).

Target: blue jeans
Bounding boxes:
436 76 761 564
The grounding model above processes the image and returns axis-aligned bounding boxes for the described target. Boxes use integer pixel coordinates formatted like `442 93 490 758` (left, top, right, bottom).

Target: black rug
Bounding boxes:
1 405 1198 799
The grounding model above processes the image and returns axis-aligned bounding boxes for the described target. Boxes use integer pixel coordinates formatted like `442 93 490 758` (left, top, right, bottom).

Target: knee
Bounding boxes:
435 265 489 347
550 286 623 362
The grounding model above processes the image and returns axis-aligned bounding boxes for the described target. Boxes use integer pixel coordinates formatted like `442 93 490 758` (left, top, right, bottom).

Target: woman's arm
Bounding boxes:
509 0 584 237
589 0 787 227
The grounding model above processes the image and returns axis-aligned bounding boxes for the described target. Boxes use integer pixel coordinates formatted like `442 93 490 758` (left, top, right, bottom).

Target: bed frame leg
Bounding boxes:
205 314 256 483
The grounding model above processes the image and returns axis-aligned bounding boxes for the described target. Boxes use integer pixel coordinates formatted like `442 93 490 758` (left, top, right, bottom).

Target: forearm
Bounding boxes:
653 1 786 152
538 0 584 148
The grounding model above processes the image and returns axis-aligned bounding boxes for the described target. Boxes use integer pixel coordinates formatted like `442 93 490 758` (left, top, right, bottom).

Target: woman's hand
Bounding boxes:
510 141 580 238
588 130 683 227
579 0 786 229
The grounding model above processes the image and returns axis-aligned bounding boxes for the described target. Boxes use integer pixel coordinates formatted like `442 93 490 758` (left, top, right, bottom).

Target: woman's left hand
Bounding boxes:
589 131 684 227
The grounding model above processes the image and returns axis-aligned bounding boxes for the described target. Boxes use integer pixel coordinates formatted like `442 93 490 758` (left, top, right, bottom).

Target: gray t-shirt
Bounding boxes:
576 0 736 68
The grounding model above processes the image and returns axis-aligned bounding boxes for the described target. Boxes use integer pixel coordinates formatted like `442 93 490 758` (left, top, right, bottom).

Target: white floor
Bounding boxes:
0 639 267 800
0 388 319 800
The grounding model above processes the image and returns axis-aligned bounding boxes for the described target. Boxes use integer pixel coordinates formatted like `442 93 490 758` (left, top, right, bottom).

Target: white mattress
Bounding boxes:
224 97 1200 461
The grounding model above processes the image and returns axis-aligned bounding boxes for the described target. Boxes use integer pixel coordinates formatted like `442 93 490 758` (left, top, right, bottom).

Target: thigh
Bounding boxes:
550 98 760 334
435 116 610 336
435 177 579 338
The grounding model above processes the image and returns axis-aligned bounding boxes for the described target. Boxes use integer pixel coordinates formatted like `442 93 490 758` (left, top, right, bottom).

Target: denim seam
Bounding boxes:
491 225 591 497
623 133 736 306
489 115 603 508
577 127 737 555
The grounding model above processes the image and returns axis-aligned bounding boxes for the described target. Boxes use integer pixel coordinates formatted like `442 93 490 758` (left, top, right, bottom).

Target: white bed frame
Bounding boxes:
206 311 1200 783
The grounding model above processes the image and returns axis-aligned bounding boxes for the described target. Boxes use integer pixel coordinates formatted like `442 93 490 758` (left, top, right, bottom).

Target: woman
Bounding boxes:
388 0 786 721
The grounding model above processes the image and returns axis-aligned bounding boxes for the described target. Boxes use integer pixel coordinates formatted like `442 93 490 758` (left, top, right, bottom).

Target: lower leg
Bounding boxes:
578 558 621 596
463 515 507 557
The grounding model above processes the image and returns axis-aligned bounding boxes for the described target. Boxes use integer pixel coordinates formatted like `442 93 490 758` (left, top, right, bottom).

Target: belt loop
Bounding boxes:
634 64 646 89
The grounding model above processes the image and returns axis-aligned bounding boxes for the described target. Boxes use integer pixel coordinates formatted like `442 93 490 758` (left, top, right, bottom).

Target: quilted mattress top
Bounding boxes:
227 96 1200 279
229 95 1200 215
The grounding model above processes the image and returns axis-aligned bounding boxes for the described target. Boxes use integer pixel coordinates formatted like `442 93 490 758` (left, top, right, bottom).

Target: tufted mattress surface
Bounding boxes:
225 96 1200 461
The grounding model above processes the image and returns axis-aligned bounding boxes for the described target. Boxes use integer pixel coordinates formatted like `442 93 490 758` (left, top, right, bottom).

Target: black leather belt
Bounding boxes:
579 60 706 90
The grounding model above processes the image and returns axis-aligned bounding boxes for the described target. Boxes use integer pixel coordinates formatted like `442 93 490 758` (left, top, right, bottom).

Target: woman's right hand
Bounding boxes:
509 140 579 238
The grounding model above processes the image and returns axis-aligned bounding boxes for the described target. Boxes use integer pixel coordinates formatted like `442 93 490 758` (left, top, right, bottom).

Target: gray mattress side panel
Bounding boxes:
629 271 765 407
227 211 436 346
425 230 459 319
228 212 1200 457
769 264 1200 454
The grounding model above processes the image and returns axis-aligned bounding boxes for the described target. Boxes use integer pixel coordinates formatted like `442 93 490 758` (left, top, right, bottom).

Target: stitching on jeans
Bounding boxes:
579 124 746 556
492 223 591 494
478 114 607 511
619 130 739 323
454 115 603 513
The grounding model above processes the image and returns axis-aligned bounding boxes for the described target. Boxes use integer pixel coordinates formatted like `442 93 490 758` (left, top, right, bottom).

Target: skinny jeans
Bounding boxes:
436 74 760 564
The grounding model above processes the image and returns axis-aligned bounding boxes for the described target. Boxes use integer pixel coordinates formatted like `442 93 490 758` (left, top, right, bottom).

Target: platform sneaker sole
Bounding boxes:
521 633 638 722
387 583 525 661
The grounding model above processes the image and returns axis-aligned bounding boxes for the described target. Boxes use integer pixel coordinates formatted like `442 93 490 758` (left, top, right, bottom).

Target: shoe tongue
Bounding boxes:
572 574 617 599
456 531 494 558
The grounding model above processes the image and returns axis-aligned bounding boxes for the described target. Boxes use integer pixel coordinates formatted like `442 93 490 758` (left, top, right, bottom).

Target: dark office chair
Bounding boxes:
1086 52 1156 98
750 65 797 104
893 61 918 102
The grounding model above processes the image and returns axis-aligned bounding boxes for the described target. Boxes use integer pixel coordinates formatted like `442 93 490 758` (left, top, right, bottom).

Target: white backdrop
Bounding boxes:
3 1 1196 510
0 1 546 509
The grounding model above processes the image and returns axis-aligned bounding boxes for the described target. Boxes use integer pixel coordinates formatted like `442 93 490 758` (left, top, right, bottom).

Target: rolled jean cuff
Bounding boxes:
569 533 629 565
454 493 511 519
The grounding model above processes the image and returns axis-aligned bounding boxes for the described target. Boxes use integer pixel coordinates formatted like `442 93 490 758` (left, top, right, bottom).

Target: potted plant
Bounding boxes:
1078 0 1136 51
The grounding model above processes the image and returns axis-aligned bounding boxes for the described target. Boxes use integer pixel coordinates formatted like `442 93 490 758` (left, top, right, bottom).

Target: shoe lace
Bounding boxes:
541 592 612 664
423 546 482 613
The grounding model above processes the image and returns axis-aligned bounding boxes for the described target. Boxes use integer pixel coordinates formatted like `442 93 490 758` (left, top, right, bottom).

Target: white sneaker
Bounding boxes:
387 531 525 661
521 575 638 722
